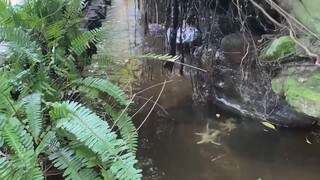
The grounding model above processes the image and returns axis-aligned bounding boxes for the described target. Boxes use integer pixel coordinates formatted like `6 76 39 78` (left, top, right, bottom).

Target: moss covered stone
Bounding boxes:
272 71 320 118
264 36 296 61
292 0 320 36
271 77 287 95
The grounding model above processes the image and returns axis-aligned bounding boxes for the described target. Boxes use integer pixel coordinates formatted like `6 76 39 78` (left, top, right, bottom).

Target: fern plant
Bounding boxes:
0 0 142 179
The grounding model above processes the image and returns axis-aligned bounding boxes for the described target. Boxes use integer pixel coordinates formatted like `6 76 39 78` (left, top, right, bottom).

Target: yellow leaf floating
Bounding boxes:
261 121 276 131
216 114 220 118
306 137 312 145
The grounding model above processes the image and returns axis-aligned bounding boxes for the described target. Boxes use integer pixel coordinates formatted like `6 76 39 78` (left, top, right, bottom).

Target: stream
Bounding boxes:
104 1 320 180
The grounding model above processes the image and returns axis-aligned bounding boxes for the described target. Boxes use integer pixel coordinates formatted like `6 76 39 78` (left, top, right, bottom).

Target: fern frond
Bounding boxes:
1 117 36 179
54 53 81 80
0 114 5 146
21 93 43 139
71 28 103 56
49 147 101 180
75 145 101 168
64 0 82 20
75 77 130 106
0 26 41 62
133 53 180 62
105 104 138 153
0 72 16 115
50 101 142 180
0 151 42 180
2 117 34 153
0 2 15 26
45 20 67 47
0 156 17 179
26 165 44 180
35 131 57 155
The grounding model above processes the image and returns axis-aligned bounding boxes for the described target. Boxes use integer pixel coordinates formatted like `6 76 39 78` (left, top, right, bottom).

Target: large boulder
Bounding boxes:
193 33 316 127
279 0 320 35
271 65 320 118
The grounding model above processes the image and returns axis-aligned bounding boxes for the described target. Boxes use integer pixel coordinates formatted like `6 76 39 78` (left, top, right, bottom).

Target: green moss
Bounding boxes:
283 73 320 118
271 76 287 95
264 36 296 61
293 0 320 35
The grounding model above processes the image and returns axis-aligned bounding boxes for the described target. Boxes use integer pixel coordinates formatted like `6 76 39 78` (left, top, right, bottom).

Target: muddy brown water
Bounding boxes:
107 1 320 180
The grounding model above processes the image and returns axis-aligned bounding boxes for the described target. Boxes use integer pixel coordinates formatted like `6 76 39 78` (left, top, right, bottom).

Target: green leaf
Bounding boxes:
261 121 277 131
75 77 130 105
104 104 138 153
21 93 43 138
49 147 101 180
71 28 103 56
35 131 57 155
50 101 142 180
0 72 16 115
0 26 41 62
3 117 33 153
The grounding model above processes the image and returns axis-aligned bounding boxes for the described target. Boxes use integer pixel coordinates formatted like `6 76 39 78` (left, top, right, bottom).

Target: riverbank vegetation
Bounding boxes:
0 0 141 179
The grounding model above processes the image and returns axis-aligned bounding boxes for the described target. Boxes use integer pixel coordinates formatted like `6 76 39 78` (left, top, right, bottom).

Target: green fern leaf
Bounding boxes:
0 157 14 179
75 77 130 105
71 28 103 56
0 151 42 180
0 114 5 146
104 104 138 153
35 131 57 155
45 20 67 47
21 93 43 139
49 147 101 180
0 26 41 62
3 117 33 152
64 0 82 20
50 101 142 180
0 73 16 115
75 145 101 168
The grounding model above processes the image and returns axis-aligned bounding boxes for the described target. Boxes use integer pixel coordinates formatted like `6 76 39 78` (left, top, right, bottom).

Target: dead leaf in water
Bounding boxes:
216 114 220 118
261 121 276 131
306 137 312 144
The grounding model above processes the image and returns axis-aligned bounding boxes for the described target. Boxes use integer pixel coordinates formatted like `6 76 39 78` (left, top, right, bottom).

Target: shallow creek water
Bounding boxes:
103 1 320 180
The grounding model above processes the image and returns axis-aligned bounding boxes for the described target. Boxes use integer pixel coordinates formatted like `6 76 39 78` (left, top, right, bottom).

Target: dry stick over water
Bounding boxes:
131 96 154 118
137 54 207 72
111 93 136 130
136 79 167 132
135 79 173 95
249 0 320 66
134 95 168 115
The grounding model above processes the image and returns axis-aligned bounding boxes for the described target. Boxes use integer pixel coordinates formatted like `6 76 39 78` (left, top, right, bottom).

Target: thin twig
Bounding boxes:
135 95 168 114
174 61 207 72
111 93 136 130
131 96 154 118
136 80 173 95
136 80 167 132
248 0 285 28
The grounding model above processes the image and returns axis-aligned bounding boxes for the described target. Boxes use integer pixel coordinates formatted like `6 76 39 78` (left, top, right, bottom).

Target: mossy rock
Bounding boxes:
264 36 296 61
272 71 320 118
292 0 320 36
271 77 287 95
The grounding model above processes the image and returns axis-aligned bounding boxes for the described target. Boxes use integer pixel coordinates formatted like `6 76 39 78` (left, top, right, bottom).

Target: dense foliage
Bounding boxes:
0 0 141 179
